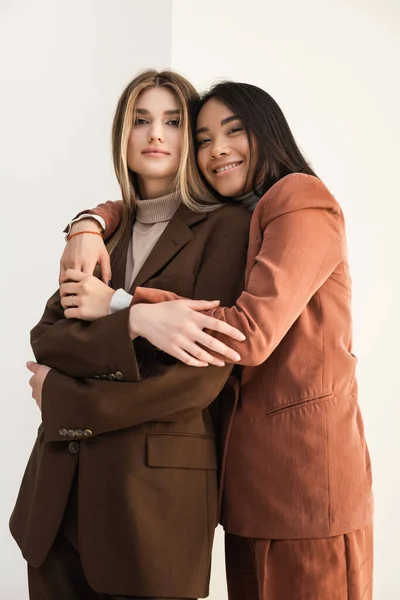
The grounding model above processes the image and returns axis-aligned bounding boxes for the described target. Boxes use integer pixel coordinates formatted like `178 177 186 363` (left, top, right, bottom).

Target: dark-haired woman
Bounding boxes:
58 81 373 600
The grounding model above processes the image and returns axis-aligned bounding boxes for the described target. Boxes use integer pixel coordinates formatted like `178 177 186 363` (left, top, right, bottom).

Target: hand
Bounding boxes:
129 300 245 367
27 361 52 410
60 269 115 321
59 218 112 284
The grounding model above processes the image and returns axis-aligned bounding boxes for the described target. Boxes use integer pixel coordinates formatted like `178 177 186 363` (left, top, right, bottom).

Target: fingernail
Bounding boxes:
237 334 246 341
233 353 241 362
217 361 225 367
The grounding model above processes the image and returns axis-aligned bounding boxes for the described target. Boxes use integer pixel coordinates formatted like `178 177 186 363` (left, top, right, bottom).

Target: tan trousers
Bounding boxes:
225 524 373 600
28 529 193 600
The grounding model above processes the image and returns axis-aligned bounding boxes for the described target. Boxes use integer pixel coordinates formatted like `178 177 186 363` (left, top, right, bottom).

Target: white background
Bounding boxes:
0 1 172 597
1 0 399 598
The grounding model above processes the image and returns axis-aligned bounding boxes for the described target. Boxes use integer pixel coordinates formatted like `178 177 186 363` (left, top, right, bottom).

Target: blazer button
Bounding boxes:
115 371 124 381
67 429 76 438
68 441 80 454
108 373 116 381
59 428 68 437
75 429 83 437
83 429 93 437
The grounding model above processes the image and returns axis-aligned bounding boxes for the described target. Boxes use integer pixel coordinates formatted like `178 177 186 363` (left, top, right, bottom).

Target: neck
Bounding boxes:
233 189 260 212
138 176 176 200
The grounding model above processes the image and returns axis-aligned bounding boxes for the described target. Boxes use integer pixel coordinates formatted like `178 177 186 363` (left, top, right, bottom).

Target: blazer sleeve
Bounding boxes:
30 294 142 380
127 176 343 367
65 200 124 240
41 209 250 442
206 207 342 365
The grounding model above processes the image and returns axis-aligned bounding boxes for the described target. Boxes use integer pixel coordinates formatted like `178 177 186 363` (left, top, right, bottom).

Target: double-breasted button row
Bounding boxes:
93 371 124 381
59 428 93 438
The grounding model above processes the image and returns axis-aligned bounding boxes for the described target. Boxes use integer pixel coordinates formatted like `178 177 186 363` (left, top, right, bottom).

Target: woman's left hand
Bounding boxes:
27 361 52 411
59 269 115 321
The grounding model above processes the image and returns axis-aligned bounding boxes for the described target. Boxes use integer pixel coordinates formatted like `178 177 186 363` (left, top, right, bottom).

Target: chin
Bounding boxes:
215 184 244 198
211 176 246 199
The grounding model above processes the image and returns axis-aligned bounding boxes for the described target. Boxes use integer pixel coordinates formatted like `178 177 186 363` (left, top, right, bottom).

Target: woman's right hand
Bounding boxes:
59 218 112 284
129 300 245 367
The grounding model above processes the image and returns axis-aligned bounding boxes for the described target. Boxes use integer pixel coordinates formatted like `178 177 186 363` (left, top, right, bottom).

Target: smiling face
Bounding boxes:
196 98 255 198
127 86 182 198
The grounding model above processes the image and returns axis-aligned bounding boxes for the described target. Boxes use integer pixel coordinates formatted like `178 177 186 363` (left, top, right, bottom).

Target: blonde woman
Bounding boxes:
10 71 250 600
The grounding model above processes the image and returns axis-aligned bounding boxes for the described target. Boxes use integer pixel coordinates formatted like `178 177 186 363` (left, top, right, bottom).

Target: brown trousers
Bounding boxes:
225 524 373 600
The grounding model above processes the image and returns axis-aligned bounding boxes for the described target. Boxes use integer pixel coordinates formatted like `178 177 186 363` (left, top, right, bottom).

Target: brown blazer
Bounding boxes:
10 202 251 598
117 174 374 540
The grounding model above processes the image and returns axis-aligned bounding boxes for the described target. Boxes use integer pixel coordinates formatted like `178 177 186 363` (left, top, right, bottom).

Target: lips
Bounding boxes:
212 161 243 174
142 147 170 156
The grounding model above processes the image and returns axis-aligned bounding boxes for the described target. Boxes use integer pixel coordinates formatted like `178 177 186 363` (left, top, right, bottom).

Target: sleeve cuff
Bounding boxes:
64 214 106 239
109 289 134 314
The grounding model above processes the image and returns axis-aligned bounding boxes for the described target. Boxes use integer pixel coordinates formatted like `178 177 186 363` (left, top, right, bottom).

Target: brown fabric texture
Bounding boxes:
123 174 373 539
28 529 193 600
10 202 251 598
225 525 373 600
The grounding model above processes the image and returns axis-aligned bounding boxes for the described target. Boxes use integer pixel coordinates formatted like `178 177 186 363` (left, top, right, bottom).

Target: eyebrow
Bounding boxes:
135 108 181 116
196 114 241 135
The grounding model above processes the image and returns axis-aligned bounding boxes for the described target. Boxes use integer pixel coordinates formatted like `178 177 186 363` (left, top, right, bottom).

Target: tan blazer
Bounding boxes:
10 202 251 598
125 174 374 540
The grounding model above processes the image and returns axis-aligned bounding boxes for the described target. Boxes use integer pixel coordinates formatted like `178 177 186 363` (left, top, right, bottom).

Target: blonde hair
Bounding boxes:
107 70 221 255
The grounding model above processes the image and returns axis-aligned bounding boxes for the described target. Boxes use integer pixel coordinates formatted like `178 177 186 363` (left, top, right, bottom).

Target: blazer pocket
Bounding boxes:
146 433 217 470
265 392 335 418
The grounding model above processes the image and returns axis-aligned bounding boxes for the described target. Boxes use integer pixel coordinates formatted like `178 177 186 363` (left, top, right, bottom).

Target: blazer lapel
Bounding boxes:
109 216 133 290
128 203 207 292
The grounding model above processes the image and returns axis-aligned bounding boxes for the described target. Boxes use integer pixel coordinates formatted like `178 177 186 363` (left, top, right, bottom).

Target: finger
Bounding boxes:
60 282 80 297
196 330 241 362
59 263 83 285
26 361 39 373
181 299 221 311
173 348 209 368
60 269 86 284
60 295 80 310
98 253 112 284
63 308 81 320
181 340 225 367
200 314 246 342
81 260 98 276
59 262 67 284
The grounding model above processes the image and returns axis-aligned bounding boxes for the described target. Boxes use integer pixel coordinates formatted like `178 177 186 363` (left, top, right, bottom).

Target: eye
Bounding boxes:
228 127 243 135
197 138 211 148
134 118 149 125
166 119 180 127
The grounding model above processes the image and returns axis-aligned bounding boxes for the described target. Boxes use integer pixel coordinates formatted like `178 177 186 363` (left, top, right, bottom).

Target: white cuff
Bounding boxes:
65 213 106 239
109 288 133 314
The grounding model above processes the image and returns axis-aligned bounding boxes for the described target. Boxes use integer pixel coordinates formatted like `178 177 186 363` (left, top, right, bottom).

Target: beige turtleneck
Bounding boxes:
124 191 181 290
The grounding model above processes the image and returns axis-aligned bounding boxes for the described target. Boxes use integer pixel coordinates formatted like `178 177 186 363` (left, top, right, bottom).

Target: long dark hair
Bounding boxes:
196 81 317 197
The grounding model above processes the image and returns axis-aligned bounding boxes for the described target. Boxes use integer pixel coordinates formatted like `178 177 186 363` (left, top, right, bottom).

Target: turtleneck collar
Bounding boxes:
135 191 181 224
234 190 261 212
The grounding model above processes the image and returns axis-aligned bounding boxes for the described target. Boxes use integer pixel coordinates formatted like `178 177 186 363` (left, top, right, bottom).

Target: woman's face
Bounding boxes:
196 98 253 198
128 86 182 198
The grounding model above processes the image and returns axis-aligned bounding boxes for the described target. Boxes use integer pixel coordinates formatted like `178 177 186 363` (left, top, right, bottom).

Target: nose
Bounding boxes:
148 122 164 143
211 139 230 159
